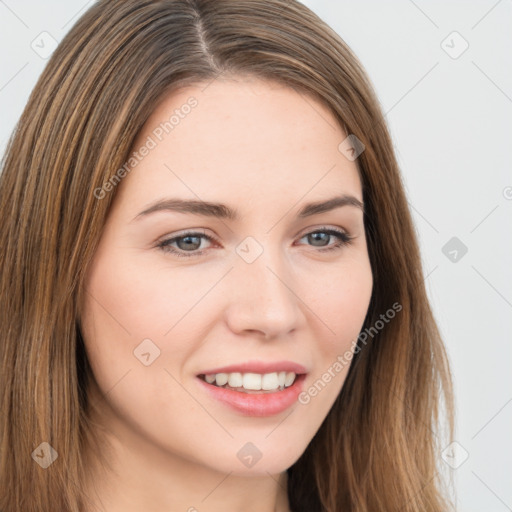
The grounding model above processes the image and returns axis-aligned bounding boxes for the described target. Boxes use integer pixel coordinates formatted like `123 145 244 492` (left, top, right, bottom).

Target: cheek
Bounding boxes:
304 256 373 348
82 247 215 342
292 259 372 428
79 251 210 440
79 249 226 399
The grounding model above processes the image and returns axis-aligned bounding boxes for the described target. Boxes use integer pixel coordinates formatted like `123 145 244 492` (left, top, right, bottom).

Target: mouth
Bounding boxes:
196 371 307 416
198 371 302 394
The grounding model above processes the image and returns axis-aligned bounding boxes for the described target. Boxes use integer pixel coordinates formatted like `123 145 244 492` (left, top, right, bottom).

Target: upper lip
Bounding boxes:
198 360 308 376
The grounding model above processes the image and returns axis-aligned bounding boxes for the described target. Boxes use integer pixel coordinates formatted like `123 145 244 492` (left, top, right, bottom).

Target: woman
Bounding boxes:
0 0 454 510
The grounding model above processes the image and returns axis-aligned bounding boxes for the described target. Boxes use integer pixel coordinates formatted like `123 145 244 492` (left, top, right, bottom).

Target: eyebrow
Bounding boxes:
132 194 364 222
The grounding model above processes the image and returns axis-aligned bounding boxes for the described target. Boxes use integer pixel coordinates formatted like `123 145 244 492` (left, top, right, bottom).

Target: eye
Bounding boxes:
157 227 354 258
296 227 354 253
157 230 217 258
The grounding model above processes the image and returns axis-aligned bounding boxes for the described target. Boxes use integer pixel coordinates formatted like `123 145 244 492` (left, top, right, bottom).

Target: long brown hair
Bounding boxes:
0 0 454 510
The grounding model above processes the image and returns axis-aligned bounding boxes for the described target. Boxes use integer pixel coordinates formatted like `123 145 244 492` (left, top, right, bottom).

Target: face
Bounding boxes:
80 77 373 477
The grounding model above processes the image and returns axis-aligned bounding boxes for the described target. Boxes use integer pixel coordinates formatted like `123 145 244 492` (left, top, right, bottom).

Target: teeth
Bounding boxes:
203 371 298 391
284 372 295 387
228 372 243 388
243 373 262 390
215 373 228 386
261 372 279 390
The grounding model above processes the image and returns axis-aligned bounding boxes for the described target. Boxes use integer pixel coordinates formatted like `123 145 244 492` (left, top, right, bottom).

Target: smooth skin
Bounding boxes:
80 76 373 512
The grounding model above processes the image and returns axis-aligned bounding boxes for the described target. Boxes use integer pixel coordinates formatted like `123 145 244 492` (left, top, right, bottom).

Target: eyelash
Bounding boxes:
156 227 354 258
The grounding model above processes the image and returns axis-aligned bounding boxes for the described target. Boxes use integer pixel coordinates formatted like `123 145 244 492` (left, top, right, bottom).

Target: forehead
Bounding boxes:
118 77 362 211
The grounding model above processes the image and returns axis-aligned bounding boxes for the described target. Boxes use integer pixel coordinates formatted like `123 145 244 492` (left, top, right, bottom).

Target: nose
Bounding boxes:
224 248 303 340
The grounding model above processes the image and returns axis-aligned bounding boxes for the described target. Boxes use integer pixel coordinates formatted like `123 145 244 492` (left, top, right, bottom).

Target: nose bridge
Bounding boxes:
225 242 300 338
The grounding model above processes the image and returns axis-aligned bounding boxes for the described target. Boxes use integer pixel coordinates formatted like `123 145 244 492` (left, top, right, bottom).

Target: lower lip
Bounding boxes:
196 374 307 417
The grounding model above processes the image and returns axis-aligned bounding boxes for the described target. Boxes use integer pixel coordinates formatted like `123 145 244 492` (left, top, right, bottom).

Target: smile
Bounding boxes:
199 371 298 393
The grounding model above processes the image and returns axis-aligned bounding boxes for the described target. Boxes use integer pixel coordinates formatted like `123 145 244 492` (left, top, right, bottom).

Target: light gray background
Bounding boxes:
1 1 511 510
